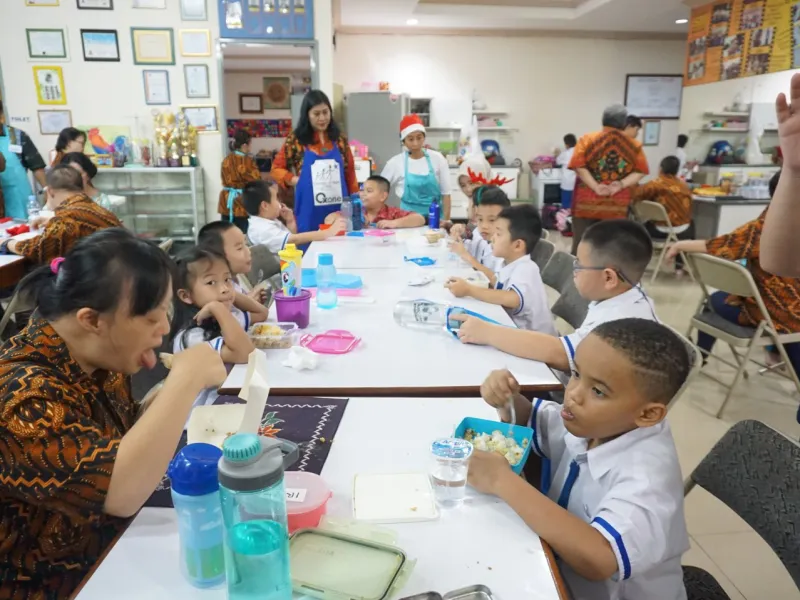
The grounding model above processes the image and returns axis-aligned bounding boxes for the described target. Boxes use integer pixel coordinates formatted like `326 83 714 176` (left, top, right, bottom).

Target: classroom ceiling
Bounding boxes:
338 0 692 35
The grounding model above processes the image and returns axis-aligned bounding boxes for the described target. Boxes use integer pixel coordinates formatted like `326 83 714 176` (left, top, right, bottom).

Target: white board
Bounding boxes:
625 75 684 119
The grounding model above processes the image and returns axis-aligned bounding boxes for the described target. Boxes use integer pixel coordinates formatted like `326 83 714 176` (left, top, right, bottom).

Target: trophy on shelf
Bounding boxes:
189 127 199 167
177 112 192 167
152 109 170 168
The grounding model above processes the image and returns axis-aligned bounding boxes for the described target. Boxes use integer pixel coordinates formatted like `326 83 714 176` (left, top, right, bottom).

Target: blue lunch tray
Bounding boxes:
454 416 534 475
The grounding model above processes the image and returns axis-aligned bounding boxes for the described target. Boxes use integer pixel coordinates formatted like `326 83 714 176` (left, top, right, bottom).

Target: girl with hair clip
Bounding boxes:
218 129 261 233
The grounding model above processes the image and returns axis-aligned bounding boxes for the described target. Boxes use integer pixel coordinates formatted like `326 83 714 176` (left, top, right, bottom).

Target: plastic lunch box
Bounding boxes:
285 471 332 533
247 322 298 349
454 416 534 475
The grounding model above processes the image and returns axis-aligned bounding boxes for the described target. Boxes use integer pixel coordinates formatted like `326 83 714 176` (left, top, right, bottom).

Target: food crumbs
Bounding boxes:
410 506 418 512
319 437 326 444
488 567 493 571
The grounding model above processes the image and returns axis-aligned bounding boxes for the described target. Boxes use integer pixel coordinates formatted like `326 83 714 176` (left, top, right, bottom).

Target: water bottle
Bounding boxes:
393 299 449 331
168 443 226 588
218 434 299 600
316 253 338 309
27 195 40 222
341 196 354 233
428 198 441 230
351 194 364 231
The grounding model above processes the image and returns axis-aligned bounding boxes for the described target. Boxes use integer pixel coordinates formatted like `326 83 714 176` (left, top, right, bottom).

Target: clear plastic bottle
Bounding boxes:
26 195 40 222
316 253 338 309
340 196 353 232
393 299 449 330
351 194 363 231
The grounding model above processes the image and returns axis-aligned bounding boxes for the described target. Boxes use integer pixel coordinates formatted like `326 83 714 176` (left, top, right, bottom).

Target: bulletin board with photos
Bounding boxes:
685 0 797 86
217 0 314 40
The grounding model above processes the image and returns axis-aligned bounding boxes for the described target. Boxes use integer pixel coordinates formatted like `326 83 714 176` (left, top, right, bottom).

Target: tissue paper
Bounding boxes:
282 346 319 371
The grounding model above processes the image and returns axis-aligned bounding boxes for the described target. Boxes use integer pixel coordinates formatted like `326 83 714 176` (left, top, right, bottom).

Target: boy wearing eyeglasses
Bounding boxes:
453 219 657 378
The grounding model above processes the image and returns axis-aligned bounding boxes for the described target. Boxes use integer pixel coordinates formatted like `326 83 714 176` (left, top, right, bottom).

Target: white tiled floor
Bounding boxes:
549 232 800 600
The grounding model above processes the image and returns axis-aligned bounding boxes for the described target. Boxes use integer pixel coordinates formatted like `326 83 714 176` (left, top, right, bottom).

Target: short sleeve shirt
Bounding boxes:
368 204 416 225
495 255 557 335
0 317 134 598
528 399 689 600
248 215 290 254
464 237 504 274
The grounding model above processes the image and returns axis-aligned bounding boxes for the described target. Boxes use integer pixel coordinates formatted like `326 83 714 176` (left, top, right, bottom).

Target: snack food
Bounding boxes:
462 428 528 466
160 353 173 369
249 322 297 349
425 231 444 244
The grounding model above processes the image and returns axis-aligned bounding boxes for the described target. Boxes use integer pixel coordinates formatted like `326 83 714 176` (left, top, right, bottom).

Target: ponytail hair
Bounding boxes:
229 129 252 152
19 228 173 321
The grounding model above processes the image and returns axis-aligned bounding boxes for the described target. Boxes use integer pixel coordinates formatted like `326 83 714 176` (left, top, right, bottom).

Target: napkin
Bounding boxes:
282 346 319 371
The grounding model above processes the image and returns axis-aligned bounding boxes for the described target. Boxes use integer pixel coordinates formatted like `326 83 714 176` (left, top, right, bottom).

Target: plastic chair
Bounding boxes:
683 420 800 593
685 253 800 418
530 238 555 272
631 200 694 284
541 251 590 331
683 566 731 600
239 244 280 290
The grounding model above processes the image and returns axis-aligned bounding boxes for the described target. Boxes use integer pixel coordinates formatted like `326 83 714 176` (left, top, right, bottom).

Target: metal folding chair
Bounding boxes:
631 200 694 284
530 238 555 272
685 253 800 418
541 250 589 331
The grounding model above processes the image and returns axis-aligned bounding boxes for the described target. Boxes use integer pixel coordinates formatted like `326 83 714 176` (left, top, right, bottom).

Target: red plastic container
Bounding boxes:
284 471 332 533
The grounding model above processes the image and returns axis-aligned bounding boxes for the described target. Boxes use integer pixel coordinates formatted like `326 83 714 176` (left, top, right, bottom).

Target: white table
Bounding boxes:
220 267 561 397
74 398 567 600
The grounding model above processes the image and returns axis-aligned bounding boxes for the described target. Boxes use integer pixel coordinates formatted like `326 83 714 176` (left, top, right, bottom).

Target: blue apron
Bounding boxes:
401 150 442 216
294 144 346 234
0 129 33 220
224 150 248 222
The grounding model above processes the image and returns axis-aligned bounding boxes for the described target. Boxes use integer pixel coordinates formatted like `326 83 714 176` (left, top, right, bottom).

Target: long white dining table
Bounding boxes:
73 397 569 600
220 232 562 397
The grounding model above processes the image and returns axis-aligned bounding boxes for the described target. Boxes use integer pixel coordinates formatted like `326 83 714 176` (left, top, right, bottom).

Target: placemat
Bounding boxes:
145 396 349 508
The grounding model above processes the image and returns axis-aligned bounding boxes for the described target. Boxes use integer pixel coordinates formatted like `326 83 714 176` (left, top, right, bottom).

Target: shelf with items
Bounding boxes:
94 167 205 242
473 110 508 116
698 127 750 133
410 98 432 127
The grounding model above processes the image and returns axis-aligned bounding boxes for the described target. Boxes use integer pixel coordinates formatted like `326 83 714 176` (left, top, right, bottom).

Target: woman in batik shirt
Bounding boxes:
218 129 261 233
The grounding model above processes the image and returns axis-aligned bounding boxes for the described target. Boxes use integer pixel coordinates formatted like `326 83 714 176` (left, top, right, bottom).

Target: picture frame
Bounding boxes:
624 74 683 120
180 105 218 132
179 0 207 21
25 0 60 5
26 29 67 59
263 76 291 109
143 70 171 105
179 29 211 57
77 0 113 8
239 93 263 114
32 66 67 105
92 154 114 168
643 120 661 146
131 28 175 65
81 29 120 62
184 64 210 99
37 109 72 135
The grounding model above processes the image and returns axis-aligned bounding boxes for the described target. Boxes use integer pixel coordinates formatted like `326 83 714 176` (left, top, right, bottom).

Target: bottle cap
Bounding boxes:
223 433 261 462
318 253 333 266
167 442 223 497
218 436 300 492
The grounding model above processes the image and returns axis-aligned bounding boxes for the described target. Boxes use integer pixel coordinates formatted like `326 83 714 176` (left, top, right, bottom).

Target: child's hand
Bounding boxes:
324 212 341 225
444 277 471 298
325 218 346 237
449 223 466 240
777 73 800 173
449 240 469 259
468 449 513 495
451 314 491 345
280 205 295 222
376 219 396 229
195 300 224 324
480 368 520 410
247 287 268 304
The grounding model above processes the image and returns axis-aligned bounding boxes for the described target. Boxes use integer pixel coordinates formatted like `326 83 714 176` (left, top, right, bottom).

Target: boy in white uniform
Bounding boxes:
454 219 656 376
450 185 509 284
446 205 556 335
473 318 690 600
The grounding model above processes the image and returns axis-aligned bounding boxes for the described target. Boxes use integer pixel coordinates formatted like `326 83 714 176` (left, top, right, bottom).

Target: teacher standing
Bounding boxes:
382 114 451 221
271 90 358 233
0 100 47 219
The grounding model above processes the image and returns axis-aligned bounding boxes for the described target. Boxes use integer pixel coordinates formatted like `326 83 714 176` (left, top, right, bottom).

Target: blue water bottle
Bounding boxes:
428 197 441 230
316 253 338 310
351 194 364 231
341 195 353 233
168 443 226 588
218 434 299 600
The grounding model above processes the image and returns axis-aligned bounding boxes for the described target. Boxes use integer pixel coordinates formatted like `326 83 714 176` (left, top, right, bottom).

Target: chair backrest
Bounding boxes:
541 250 574 293
531 239 555 272
632 200 673 228
0 287 34 342
663 323 703 409
241 245 281 288
685 253 757 299
550 279 589 330
688 420 800 586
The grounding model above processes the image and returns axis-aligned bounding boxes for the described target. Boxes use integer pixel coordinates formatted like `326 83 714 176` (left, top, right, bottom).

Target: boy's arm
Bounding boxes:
234 292 268 324
450 241 497 285
380 212 425 229
446 279 519 310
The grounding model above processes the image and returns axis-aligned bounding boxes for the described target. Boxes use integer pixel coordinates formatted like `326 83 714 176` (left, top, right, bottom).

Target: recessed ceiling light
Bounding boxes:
675 18 688 24
406 18 419 25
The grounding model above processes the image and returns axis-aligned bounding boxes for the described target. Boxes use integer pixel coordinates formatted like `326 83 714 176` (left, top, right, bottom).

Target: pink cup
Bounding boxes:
274 289 311 329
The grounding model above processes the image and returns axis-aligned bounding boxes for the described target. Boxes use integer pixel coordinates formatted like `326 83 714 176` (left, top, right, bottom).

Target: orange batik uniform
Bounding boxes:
568 128 650 220
217 152 261 220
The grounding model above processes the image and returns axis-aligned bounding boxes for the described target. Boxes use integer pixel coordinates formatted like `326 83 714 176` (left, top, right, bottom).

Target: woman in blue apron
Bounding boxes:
270 90 359 234
381 114 452 222
0 105 46 220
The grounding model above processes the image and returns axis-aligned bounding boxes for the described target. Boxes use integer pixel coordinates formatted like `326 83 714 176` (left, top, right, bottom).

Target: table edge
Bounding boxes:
543 540 572 600
217 384 564 397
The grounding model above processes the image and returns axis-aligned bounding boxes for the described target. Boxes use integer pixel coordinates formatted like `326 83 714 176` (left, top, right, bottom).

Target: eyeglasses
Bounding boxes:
572 258 633 285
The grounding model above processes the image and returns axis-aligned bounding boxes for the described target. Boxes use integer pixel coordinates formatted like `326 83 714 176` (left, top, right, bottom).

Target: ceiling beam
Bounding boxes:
335 26 686 41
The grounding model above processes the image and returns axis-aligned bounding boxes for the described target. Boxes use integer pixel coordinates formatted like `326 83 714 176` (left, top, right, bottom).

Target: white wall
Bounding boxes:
334 34 687 190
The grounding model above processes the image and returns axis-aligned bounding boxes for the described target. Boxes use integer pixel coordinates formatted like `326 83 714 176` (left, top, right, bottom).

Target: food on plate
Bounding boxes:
462 428 528 466
425 231 444 244
159 353 173 369
694 187 726 197
249 323 294 349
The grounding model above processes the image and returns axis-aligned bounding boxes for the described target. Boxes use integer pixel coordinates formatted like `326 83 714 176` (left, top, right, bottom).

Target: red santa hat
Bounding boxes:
399 114 426 140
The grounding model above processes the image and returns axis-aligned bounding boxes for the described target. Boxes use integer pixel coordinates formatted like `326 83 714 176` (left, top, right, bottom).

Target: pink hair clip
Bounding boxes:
50 257 65 275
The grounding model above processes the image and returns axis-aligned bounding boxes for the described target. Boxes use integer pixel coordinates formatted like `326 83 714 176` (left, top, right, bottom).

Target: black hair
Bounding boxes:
60 151 98 180
581 219 653 284
564 134 577 148
198 221 237 256
497 204 542 254
590 318 690 405
243 180 277 216
366 175 390 194
769 170 781 198
169 246 230 348
474 185 511 208
55 128 86 153
229 129 252 152
626 115 643 129
660 156 680 177
46 164 84 193
19 228 173 320
294 90 341 147
677 134 689 148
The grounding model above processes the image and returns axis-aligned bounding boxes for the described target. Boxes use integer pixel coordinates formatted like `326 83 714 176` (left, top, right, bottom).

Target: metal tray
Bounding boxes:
399 594 444 600
443 585 495 600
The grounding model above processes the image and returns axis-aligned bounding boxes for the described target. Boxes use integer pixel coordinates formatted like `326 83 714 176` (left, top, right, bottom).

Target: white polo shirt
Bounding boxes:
230 280 253 332
248 215 290 254
464 236 504 274
528 399 689 600
495 254 557 335
173 327 223 418
557 147 576 191
561 287 658 372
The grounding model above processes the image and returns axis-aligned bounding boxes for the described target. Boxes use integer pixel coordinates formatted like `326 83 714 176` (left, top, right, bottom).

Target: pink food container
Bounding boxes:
364 229 396 245
274 289 311 329
285 471 332 533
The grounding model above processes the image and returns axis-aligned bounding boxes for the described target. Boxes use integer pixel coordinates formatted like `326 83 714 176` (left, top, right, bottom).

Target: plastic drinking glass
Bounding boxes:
429 437 473 508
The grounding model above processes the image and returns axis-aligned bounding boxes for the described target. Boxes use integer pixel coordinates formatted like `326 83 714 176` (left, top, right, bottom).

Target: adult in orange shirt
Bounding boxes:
217 129 261 233
271 90 358 233
568 104 649 254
